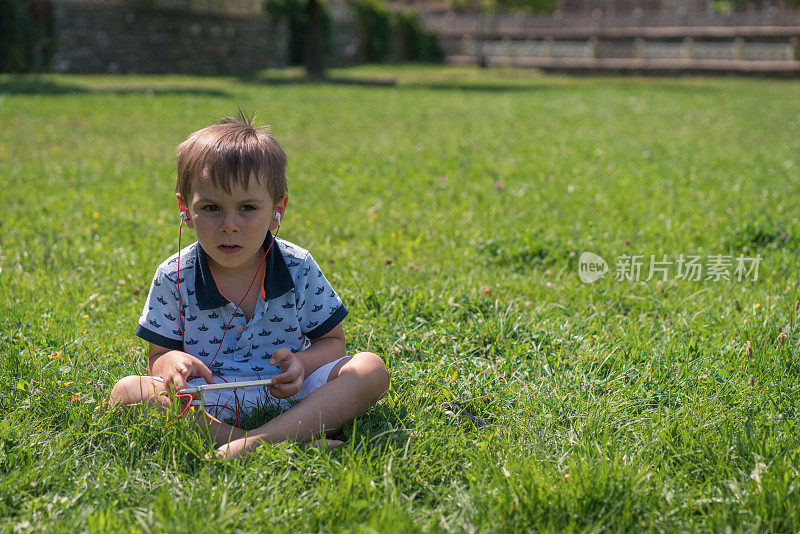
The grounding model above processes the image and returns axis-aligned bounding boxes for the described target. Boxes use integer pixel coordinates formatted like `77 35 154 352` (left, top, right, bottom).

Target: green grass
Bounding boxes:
1 65 799 532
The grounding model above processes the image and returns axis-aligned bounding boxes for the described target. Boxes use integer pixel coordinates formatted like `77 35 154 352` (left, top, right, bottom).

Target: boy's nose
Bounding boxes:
219 211 239 233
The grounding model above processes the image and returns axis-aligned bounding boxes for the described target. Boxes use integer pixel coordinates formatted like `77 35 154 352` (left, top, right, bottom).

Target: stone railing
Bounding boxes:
422 7 800 74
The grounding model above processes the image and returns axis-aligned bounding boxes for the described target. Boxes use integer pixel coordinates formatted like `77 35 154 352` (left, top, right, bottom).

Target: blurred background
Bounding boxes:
2 0 799 77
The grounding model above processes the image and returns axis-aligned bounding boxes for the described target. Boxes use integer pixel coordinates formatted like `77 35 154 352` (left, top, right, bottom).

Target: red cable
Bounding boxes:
169 214 280 428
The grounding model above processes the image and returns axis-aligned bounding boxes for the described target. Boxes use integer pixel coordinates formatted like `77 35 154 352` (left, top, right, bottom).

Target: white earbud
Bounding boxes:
180 210 189 226
274 212 281 225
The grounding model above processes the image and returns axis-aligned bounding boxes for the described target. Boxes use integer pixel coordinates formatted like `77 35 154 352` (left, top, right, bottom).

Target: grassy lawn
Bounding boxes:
1 65 799 532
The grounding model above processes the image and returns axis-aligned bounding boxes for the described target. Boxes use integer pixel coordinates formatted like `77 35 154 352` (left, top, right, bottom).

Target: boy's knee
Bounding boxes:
353 351 390 397
109 375 161 409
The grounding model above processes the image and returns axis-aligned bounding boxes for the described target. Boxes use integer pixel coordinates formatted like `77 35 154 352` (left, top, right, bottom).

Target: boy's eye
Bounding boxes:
202 205 220 212
239 205 256 212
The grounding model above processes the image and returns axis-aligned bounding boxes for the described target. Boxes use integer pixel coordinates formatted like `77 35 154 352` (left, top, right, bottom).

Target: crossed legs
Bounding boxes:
108 373 246 448
109 351 389 456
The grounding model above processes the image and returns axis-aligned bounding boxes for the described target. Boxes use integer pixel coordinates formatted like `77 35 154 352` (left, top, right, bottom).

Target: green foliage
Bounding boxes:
0 0 53 73
350 0 394 62
450 0 556 14
393 9 442 62
350 0 442 62
264 0 333 66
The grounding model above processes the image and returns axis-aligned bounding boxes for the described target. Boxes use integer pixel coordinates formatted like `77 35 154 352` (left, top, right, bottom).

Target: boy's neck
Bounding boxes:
205 241 268 292
207 251 265 280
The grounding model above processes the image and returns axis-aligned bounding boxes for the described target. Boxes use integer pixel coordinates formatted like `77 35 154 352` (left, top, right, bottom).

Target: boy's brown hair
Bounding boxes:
176 111 288 205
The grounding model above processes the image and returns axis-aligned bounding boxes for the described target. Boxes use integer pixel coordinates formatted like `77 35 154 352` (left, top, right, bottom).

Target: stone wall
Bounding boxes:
51 0 287 73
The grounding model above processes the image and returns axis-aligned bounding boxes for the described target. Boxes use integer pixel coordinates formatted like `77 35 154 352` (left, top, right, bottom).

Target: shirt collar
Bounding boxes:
194 232 294 310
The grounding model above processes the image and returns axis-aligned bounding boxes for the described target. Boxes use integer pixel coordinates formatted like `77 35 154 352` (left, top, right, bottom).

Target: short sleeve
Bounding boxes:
134 268 184 350
296 253 348 339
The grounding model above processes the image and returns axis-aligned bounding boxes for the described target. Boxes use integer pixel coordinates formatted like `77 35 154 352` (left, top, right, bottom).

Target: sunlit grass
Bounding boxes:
1 66 799 532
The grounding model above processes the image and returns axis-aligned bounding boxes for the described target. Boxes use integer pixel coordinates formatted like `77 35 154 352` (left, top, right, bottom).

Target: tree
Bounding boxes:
304 0 324 75
265 0 329 76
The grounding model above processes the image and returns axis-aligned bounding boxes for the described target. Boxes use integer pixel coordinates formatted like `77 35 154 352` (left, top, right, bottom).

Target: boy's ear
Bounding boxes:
176 193 194 229
270 194 289 232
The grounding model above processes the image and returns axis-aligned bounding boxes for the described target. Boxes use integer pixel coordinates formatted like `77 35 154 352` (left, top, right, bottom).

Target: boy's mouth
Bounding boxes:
218 245 242 254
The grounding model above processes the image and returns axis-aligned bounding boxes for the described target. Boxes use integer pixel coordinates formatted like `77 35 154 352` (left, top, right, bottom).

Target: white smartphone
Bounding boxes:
178 378 273 395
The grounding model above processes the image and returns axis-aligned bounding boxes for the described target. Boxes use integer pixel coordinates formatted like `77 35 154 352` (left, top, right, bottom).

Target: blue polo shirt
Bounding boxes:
135 232 348 381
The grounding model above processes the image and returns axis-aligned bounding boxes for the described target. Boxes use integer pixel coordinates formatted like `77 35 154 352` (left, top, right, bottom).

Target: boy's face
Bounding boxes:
181 175 286 273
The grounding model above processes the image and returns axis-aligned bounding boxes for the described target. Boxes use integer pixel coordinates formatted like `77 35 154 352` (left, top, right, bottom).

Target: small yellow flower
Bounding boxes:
92 212 100 219
63 381 73 387
81 314 89 319
156 219 164 226
306 220 311 227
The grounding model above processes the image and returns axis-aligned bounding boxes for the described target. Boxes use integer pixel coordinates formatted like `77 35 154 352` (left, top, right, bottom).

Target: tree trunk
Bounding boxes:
304 0 324 76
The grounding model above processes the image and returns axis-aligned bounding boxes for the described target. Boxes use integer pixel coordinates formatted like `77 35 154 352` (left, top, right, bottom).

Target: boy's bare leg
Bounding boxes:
109 376 246 448
214 351 389 461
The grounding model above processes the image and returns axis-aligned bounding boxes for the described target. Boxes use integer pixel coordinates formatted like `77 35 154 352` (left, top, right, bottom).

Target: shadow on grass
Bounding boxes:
405 78 725 94
237 73 399 88
239 72 564 93
238 71 724 94
1 72 725 97
231 399 410 449
0 77 230 97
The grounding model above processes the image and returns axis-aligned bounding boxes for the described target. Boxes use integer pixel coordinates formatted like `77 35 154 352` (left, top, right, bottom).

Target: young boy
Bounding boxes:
110 113 390 460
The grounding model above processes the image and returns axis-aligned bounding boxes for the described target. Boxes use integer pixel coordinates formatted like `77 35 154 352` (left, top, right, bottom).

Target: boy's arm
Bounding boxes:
293 324 346 379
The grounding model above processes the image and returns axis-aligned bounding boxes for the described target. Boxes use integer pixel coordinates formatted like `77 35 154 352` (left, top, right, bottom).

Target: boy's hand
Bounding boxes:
161 351 215 399
268 348 304 399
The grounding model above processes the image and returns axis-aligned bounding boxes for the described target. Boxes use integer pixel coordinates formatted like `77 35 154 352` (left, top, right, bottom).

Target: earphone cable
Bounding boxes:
169 213 281 428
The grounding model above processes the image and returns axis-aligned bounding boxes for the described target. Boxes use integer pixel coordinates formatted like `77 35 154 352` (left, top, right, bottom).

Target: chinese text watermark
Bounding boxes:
578 252 762 284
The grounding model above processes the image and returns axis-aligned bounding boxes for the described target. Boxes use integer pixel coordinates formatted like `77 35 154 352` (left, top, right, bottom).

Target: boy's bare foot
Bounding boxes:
205 437 344 461
301 438 344 450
